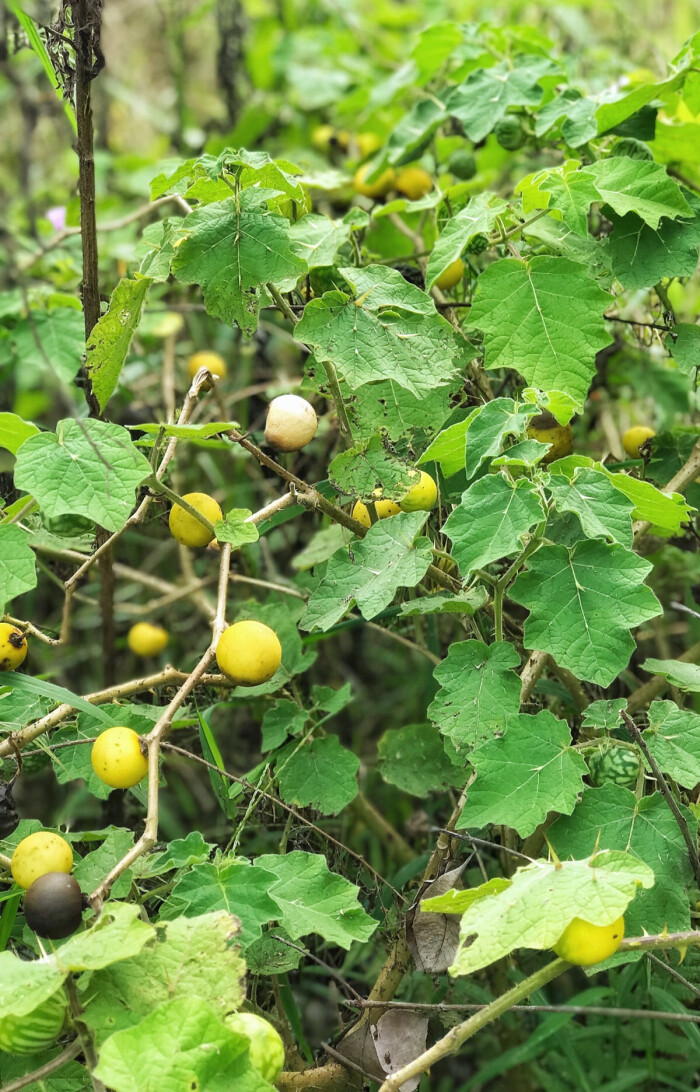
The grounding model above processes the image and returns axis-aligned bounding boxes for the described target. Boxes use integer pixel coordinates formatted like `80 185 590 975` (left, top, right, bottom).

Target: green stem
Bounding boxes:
379 957 567 1092
493 581 505 642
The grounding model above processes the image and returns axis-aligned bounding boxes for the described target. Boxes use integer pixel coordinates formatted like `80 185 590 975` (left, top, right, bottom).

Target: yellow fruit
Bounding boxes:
168 492 222 548
352 497 402 528
91 726 149 789
553 915 625 966
334 130 351 151
11 832 73 890
622 425 655 458
311 124 335 152
0 623 28 671
526 411 574 464
216 621 282 686
356 132 382 159
400 470 438 512
435 259 465 291
187 351 227 380
264 394 318 452
127 622 169 657
395 166 433 200
354 163 396 198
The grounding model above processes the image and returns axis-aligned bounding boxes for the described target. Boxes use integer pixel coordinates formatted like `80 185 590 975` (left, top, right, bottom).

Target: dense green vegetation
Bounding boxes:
3 1 700 1089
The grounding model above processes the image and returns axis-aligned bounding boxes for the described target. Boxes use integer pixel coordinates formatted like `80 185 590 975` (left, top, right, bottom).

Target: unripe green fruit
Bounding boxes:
0 990 67 1055
225 1013 285 1083
466 232 489 254
588 745 641 789
448 149 477 180
495 116 527 151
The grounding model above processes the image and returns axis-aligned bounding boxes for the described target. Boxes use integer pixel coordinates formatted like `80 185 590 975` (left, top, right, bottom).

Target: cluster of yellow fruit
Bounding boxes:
352 469 438 527
353 163 433 201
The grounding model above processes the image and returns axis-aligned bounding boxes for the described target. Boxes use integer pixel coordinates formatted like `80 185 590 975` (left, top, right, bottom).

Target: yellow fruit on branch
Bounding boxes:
399 470 437 512
395 166 433 200
187 350 227 380
127 622 169 657
435 259 465 291
356 132 382 159
0 623 28 671
11 832 73 890
216 620 282 686
553 915 625 966
526 411 573 464
264 394 318 452
354 163 396 198
621 425 655 458
352 496 402 528
168 492 222 548
91 726 149 789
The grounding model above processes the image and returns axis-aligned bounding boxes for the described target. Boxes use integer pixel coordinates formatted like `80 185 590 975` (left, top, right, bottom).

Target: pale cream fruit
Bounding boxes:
264 395 318 452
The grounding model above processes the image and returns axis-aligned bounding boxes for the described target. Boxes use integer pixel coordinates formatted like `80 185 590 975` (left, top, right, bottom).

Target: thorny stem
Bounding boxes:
1 1040 83 1092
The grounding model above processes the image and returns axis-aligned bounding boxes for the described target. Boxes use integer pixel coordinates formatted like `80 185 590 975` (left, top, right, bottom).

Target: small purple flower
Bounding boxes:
46 206 67 232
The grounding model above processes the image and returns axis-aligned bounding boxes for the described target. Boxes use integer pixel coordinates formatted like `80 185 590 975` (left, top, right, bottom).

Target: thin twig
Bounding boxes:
621 710 700 888
345 998 700 1025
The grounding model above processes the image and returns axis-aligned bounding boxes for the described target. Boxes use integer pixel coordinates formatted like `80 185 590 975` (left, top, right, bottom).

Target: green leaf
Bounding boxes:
587 158 691 229
261 699 308 752
418 413 475 478
215 509 260 549
671 323 700 375
84 912 246 1047
134 832 215 878
463 398 535 480
2 673 114 726
595 67 687 134
296 266 457 397
510 540 661 686
446 55 560 142
253 851 378 949
534 90 598 147
641 657 700 692
443 474 544 575
162 861 280 947
428 849 654 976
384 98 448 167
93 998 272 1092
644 700 700 788
328 435 415 500
458 710 587 836
350 378 456 443
72 828 136 900
6 308 84 385
289 211 365 269
378 723 464 796
276 736 359 815
0 953 66 1019
549 786 693 936
469 258 612 412
55 902 154 971
426 193 508 289
171 192 306 337
602 470 692 532
546 468 635 547
291 524 352 571
608 194 700 290
0 412 40 455
428 640 521 753
13 419 152 534
397 588 487 616
85 278 152 413
582 698 627 731
301 512 433 632
519 162 598 236
0 524 37 613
